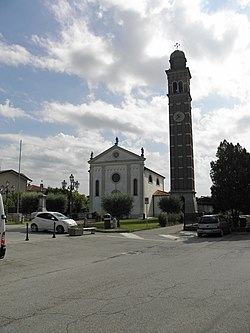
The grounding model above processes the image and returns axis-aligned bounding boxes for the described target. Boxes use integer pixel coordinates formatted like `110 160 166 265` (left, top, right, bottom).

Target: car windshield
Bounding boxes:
53 212 68 220
199 216 218 224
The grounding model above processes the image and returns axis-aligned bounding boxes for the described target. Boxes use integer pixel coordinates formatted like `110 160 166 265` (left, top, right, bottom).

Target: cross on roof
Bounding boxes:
174 42 180 50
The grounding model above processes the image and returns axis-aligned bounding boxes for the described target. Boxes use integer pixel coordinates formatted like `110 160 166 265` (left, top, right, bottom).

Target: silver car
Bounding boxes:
197 215 231 237
31 212 77 234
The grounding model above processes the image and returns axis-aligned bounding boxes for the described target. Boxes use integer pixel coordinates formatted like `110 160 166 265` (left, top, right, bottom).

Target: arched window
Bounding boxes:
173 82 178 94
133 178 138 196
148 175 153 183
95 180 99 197
178 81 183 93
156 178 160 186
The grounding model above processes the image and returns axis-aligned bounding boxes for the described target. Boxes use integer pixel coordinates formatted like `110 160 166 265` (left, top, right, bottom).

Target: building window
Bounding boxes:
95 180 99 197
178 81 183 93
133 178 138 196
173 81 178 94
148 175 153 183
156 178 160 186
112 173 120 183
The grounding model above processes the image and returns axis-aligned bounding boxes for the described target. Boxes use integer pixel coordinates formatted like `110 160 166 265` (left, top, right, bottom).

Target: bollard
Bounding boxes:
52 221 56 238
25 222 29 241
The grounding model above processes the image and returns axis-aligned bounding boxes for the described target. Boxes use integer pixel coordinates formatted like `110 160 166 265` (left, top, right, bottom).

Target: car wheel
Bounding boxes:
197 233 202 238
31 223 38 232
56 225 64 234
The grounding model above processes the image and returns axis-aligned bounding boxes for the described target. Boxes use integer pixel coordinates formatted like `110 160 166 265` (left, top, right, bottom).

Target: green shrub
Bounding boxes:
20 192 39 214
46 193 68 213
168 213 183 225
158 196 183 213
158 212 168 227
158 212 183 227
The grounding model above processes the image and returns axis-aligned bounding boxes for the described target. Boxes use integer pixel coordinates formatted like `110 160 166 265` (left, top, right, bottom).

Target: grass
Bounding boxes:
93 218 160 232
7 216 182 232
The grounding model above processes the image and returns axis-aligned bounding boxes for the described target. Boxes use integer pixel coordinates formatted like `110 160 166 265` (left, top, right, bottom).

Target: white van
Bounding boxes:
0 194 6 259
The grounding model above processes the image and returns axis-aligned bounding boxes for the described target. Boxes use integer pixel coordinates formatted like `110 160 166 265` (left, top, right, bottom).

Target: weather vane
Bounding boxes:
174 42 180 50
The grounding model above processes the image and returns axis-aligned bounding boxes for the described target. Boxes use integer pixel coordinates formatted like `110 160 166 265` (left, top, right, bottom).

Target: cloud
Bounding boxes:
1 0 250 198
0 132 99 193
0 100 31 120
236 0 250 8
193 102 250 195
40 95 168 142
0 40 32 66
1 0 250 101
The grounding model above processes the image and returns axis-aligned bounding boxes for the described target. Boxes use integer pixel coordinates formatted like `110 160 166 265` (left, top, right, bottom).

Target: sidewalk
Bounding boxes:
95 223 185 235
159 223 185 235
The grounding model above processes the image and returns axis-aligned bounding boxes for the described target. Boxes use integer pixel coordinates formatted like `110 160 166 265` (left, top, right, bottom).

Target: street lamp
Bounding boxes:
0 181 15 215
61 174 80 216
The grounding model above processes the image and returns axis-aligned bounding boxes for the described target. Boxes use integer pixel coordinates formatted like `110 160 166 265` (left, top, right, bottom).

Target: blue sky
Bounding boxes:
1 0 250 196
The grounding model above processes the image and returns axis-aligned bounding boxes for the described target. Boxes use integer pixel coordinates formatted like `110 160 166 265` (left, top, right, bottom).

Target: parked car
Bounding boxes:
31 212 77 234
0 194 6 259
197 214 231 237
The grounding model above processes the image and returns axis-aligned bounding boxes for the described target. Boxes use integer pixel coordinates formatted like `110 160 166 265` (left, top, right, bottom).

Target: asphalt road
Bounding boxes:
0 225 250 333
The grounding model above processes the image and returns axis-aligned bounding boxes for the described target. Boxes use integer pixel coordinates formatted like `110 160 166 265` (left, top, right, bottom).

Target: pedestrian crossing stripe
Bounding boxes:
119 233 181 241
119 233 144 239
159 234 180 241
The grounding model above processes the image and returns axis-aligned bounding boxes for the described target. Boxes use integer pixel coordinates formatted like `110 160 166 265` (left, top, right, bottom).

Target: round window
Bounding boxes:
113 151 119 158
112 173 120 183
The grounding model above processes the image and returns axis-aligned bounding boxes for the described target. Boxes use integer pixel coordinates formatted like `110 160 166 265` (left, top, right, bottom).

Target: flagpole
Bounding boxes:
17 140 22 214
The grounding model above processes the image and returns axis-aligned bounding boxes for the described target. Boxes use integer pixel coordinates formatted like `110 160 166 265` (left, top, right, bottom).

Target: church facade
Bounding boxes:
88 140 167 218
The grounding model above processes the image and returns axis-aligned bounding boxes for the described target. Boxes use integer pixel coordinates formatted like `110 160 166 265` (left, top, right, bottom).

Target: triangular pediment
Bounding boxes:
89 145 145 164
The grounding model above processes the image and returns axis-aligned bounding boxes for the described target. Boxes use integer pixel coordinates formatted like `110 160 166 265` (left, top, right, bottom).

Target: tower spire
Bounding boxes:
165 50 197 222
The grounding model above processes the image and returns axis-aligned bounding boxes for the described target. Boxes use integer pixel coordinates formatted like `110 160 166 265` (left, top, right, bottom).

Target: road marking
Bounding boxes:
159 234 180 241
179 231 196 236
119 233 144 239
108 233 182 242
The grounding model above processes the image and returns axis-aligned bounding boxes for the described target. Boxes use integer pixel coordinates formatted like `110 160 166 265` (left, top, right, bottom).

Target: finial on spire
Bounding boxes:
174 42 180 50
115 137 119 145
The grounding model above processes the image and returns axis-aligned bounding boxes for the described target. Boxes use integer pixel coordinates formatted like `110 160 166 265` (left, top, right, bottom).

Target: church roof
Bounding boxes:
144 167 165 179
153 190 170 196
88 143 145 164
0 169 32 181
170 49 185 59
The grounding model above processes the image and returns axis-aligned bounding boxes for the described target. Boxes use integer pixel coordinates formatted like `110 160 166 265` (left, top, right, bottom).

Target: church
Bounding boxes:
88 48 198 220
88 138 168 218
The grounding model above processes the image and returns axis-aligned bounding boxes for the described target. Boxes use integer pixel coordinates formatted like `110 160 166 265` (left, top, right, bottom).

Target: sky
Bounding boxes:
0 0 250 197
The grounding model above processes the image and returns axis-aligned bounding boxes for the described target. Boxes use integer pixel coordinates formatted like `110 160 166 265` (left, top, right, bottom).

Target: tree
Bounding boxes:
71 192 89 214
158 195 183 213
20 192 39 214
210 140 250 224
47 187 89 216
101 193 134 226
46 193 68 213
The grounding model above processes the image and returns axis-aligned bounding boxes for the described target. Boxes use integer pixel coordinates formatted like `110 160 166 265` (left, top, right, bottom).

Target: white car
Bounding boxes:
197 214 231 237
31 211 77 234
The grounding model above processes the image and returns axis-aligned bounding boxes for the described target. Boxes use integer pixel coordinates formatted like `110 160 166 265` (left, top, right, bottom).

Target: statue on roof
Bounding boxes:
115 137 119 145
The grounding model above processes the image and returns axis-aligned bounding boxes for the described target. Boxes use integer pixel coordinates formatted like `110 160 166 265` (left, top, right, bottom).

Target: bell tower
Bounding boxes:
165 49 197 217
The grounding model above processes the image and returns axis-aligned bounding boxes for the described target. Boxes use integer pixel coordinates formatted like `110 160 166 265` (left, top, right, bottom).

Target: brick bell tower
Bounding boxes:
165 49 197 218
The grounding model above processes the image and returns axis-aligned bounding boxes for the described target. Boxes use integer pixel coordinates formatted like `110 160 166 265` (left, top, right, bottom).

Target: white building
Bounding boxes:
88 140 168 218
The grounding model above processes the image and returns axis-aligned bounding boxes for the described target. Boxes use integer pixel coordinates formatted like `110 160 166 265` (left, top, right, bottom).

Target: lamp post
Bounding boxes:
61 174 80 217
0 181 15 216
